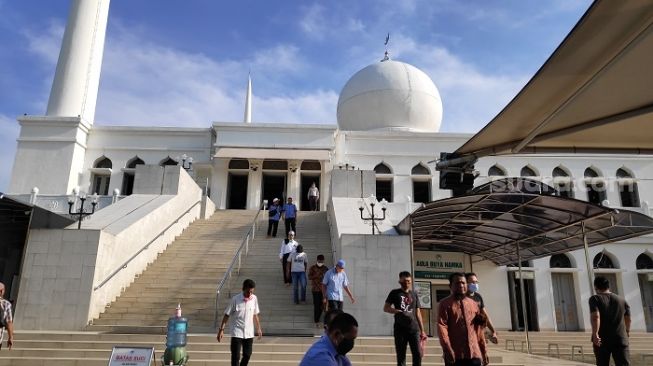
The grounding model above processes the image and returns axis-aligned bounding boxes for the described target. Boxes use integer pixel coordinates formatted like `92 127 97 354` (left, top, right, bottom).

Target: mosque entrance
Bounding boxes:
227 173 248 209
507 271 539 331
551 273 579 331
262 174 286 208
300 175 321 211
638 274 653 332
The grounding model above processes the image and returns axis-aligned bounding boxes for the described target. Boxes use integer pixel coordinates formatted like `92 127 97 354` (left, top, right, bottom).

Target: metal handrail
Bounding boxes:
214 202 265 328
93 201 202 291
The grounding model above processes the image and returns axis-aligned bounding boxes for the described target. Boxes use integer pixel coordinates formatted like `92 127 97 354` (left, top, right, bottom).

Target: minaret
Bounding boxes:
244 73 252 123
46 0 111 124
9 0 111 195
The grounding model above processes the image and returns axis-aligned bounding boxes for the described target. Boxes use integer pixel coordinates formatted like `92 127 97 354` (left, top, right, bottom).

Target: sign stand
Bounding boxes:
108 346 155 366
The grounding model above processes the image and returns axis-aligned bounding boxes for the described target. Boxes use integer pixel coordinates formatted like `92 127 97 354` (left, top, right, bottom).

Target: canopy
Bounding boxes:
400 179 653 266
451 0 653 160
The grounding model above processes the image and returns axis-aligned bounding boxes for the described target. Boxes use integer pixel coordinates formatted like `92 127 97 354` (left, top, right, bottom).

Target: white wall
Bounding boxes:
15 166 203 330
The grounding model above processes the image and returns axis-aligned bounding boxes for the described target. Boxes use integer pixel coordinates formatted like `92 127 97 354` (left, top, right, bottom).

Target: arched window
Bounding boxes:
593 252 616 269
126 157 144 169
616 168 639 207
552 166 573 198
550 254 573 268
584 167 600 178
122 157 144 196
229 159 250 170
374 162 392 174
636 253 653 269
520 166 537 177
374 162 393 202
411 164 430 175
94 156 112 169
411 163 431 203
262 160 287 170
552 167 569 177
91 156 112 195
488 165 506 177
160 157 178 166
584 167 606 205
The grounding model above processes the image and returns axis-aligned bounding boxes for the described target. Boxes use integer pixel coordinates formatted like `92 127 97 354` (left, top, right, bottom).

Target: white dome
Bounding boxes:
337 60 443 132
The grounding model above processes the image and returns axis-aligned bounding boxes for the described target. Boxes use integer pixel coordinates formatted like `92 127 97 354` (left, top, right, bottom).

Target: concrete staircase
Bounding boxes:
0 331 594 366
222 211 334 336
88 210 260 333
496 331 653 365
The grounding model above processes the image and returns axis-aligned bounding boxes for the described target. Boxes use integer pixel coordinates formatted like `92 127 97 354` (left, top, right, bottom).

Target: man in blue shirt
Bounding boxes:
267 198 281 237
322 259 356 310
282 197 297 237
299 312 358 366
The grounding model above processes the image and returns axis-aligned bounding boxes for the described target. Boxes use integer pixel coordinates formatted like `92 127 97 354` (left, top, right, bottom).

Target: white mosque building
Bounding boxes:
4 0 653 335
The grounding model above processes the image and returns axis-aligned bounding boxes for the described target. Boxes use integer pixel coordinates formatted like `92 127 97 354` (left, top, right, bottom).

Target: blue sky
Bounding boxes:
0 0 592 191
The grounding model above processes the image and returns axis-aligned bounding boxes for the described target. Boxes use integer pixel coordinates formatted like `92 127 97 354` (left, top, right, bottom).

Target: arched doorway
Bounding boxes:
636 253 653 332
507 261 539 331
550 254 579 330
300 160 321 211
262 160 287 208
593 251 619 294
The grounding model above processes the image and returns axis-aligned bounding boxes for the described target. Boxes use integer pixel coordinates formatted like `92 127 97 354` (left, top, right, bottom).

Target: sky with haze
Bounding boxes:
0 0 592 191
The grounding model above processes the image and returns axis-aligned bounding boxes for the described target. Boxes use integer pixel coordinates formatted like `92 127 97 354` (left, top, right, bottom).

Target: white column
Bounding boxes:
211 158 229 209
46 0 111 124
288 160 301 206
321 159 332 211
247 160 262 209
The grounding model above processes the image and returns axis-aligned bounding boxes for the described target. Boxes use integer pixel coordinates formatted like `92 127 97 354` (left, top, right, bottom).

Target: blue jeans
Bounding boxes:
291 272 307 303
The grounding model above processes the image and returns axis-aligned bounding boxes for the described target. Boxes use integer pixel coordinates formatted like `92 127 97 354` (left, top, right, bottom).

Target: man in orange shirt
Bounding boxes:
437 272 488 366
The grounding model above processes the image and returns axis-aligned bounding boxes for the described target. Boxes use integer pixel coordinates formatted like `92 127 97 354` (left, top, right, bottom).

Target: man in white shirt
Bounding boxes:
287 244 308 304
217 279 262 366
279 231 298 286
308 182 320 211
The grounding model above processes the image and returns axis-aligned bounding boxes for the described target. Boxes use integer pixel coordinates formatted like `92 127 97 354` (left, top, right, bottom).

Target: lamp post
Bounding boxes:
68 192 98 229
179 154 193 171
358 194 387 235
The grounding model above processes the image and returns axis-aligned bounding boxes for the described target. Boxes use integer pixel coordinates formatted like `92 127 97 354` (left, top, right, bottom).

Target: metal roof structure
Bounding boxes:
399 179 653 266
437 1 653 170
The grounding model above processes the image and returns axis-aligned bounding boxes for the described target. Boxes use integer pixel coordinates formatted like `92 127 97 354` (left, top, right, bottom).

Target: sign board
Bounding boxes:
108 346 154 366
513 270 535 280
414 251 466 281
414 281 432 309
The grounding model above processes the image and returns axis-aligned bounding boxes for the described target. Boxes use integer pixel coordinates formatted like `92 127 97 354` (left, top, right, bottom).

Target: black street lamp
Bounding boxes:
68 193 98 229
358 194 388 235
179 154 193 171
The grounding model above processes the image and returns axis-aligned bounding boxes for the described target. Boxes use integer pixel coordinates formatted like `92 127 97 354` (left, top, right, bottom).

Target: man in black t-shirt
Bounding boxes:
465 272 498 344
384 271 427 366
589 276 631 366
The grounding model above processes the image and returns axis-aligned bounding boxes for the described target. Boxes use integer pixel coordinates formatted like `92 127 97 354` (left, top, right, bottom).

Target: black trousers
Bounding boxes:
285 218 296 236
282 253 291 284
267 219 278 237
593 344 630 366
445 359 482 366
309 196 318 211
312 291 324 323
394 328 421 366
230 337 253 366
327 300 343 311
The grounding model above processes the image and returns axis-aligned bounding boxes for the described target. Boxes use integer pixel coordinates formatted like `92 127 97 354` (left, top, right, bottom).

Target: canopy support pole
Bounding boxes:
516 241 531 354
582 221 595 296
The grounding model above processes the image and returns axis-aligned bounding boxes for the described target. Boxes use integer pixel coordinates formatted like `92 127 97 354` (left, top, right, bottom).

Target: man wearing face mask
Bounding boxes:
384 271 428 366
465 272 498 344
299 312 358 366
308 254 329 327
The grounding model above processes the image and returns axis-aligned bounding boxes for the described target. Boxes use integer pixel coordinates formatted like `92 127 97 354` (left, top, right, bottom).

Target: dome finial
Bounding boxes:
381 33 390 62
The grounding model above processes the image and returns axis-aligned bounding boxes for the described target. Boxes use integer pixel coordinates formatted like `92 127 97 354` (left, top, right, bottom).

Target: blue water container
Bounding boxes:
166 317 188 347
